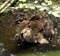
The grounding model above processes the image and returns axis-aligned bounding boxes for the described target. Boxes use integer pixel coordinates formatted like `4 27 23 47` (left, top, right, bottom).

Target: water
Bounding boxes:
16 51 60 56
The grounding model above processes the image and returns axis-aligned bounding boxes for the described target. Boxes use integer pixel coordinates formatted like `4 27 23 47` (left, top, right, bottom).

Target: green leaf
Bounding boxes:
19 3 24 8
19 0 26 2
52 12 60 17
28 3 35 9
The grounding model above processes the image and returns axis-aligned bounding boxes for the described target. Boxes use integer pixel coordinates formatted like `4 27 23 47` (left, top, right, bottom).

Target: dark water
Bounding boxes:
0 11 60 56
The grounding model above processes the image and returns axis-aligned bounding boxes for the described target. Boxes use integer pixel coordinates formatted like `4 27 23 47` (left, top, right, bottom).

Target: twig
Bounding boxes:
0 0 14 13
